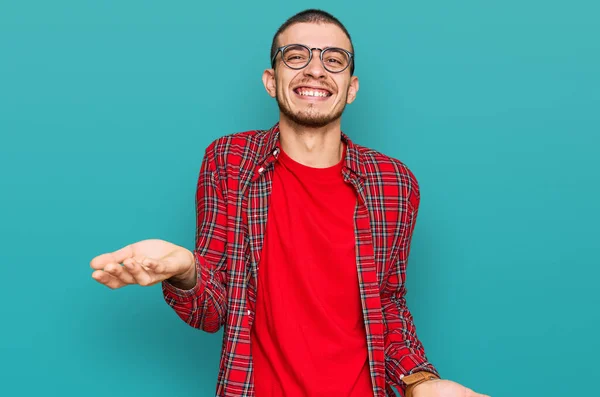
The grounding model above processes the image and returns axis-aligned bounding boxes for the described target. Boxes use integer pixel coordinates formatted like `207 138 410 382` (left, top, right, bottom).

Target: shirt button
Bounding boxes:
247 309 251 315
258 167 264 174
273 148 279 156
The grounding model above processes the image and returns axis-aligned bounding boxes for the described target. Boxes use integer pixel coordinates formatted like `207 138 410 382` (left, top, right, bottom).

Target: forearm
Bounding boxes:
383 294 439 394
162 252 227 333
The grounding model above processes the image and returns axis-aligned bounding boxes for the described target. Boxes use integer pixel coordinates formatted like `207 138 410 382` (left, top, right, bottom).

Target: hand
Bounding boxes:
90 239 196 289
413 379 490 397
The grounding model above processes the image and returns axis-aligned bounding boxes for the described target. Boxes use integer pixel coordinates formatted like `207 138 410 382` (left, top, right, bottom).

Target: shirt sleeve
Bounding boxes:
161 141 228 333
381 172 440 395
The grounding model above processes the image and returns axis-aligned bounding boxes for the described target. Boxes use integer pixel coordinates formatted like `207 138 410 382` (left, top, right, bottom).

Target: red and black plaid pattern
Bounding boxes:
162 123 439 397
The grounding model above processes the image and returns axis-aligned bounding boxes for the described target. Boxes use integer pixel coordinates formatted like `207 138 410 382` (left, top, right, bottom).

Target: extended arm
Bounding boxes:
381 175 439 396
162 142 228 333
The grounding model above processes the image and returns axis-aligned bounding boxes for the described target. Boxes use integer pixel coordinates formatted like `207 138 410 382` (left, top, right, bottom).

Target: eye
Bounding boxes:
322 49 349 68
324 57 343 65
283 45 310 63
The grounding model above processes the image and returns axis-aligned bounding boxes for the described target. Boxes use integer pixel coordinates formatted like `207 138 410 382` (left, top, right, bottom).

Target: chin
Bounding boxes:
288 112 342 128
277 95 345 128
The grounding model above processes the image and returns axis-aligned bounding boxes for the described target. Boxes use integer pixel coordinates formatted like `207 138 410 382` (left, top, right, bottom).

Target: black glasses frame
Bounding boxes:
271 44 354 74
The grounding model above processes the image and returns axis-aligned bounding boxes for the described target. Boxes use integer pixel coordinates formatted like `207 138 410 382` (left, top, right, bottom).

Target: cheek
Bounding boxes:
336 86 350 104
276 73 294 94
334 79 350 98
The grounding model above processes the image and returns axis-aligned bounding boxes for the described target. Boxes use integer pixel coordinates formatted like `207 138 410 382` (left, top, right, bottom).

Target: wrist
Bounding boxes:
169 250 197 289
402 372 439 397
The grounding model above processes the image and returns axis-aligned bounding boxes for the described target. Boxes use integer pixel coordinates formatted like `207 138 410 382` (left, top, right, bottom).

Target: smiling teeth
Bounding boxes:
299 90 328 97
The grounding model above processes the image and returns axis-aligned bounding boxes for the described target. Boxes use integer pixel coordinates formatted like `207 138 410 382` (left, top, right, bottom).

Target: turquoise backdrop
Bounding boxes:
1 1 598 396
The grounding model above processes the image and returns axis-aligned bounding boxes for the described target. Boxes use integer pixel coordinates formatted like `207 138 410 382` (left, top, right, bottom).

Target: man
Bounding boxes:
90 9 490 397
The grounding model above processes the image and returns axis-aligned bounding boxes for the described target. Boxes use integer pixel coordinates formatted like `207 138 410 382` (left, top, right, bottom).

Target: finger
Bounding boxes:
103 262 136 284
123 259 155 286
92 270 128 289
141 257 166 274
90 244 134 270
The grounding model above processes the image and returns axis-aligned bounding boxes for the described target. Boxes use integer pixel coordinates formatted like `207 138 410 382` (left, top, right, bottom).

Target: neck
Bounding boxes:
278 116 343 168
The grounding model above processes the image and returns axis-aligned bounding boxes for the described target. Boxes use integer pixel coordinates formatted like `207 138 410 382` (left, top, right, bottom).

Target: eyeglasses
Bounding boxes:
271 44 354 74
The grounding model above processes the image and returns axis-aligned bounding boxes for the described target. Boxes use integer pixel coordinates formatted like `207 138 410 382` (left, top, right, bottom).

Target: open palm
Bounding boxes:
90 239 195 289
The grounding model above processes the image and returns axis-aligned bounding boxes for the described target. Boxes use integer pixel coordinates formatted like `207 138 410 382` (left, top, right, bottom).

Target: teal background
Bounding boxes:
1 1 598 396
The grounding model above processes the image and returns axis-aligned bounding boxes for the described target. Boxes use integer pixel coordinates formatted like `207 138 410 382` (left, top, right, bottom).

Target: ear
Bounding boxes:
262 68 277 98
346 75 359 104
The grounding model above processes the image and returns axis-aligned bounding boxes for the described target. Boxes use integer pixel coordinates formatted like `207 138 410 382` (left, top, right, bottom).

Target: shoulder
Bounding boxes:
355 143 419 189
199 127 277 176
204 128 267 160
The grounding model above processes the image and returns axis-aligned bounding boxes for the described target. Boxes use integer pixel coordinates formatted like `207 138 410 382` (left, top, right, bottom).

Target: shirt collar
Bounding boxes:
256 122 365 180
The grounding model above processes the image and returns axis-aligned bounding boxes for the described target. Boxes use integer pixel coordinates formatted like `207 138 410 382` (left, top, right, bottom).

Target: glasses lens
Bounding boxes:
322 48 350 72
282 45 311 68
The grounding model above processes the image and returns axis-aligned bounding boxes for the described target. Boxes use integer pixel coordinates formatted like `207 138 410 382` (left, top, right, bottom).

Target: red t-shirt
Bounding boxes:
251 144 373 396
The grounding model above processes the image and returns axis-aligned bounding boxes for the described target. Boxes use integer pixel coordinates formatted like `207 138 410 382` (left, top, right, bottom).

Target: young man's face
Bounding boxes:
263 22 359 128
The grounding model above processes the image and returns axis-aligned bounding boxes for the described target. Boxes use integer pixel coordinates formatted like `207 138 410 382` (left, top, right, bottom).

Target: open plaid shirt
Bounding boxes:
162 123 439 396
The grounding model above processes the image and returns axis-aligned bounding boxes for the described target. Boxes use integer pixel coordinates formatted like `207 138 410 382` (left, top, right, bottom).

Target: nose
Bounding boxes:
303 49 327 79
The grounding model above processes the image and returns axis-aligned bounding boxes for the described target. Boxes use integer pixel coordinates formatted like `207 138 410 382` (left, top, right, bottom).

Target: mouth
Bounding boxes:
293 86 333 99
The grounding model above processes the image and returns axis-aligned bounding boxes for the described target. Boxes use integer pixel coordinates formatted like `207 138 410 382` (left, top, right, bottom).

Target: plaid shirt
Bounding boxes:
162 123 439 397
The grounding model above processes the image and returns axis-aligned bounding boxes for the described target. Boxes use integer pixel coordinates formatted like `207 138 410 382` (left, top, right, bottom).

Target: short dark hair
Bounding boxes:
270 9 355 75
